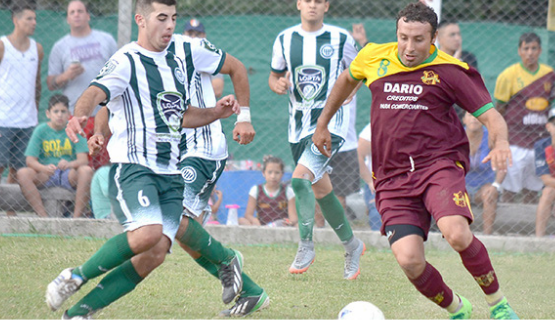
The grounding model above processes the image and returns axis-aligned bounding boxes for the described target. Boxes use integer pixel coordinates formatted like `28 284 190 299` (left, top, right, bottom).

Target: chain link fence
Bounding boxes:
0 0 554 238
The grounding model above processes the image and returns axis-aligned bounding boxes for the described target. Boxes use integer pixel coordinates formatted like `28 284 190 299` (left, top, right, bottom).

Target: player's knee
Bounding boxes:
443 226 473 251
128 226 164 253
291 178 311 196
396 253 426 278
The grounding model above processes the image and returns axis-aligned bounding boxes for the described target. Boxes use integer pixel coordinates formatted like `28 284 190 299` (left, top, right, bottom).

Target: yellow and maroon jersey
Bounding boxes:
350 42 493 186
494 63 555 148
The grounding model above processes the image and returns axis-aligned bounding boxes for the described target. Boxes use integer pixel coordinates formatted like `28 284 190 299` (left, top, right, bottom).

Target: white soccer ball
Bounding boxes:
338 301 385 320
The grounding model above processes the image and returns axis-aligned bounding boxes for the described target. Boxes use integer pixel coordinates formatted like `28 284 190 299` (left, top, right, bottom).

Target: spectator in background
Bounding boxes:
533 108 555 237
240 155 297 227
89 165 111 219
463 112 506 235
183 18 224 99
0 4 43 208
17 94 93 218
357 124 381 231
269 0 365 279
494 32 554 204
46 0 117 170
437 21 478 69
205 187 222 224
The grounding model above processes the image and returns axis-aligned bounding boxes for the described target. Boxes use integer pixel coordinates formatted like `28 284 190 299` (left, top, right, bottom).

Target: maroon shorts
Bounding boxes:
375 159 474 239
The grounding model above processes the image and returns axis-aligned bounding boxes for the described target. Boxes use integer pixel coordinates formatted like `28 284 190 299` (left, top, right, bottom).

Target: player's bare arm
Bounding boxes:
182 94 240 128
88 106 110 156
35 43 44 110
66 85 107 143
268 70 291 95
220 53 255 145
477 108 512 172
313 69 360 157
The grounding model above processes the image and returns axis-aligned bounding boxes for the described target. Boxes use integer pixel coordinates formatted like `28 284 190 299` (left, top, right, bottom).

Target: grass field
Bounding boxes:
1 235 554 319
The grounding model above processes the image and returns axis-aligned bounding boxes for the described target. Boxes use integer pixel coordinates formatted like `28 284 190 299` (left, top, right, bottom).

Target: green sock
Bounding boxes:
72 232 135 281
194 256 263 297
317 191 353 242
179 217 234 265
67 260 143 316
291 178 315 241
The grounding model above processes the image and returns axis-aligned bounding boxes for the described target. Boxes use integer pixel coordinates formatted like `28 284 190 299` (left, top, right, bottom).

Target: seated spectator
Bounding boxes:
90 165 111 219
357 123 381 231
534 108 555 237
463 112 505 235
16 94 93 218
240 155 297 227
205 187 223 225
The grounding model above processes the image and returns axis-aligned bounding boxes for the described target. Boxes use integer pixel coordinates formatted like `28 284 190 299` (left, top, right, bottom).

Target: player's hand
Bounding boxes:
312 126 332 158
482 140 512 172
274 71 292 95
351 23 368 47
215 95 240 119
233 122 255 145
66 116 88 143
88 133 105 156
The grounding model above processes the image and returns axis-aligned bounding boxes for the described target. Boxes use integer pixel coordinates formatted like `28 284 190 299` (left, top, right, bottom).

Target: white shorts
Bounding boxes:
502 145 543 193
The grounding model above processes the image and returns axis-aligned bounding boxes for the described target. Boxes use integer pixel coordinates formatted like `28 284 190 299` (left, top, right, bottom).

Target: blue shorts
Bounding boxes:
0 127 34 169
42 169 74 191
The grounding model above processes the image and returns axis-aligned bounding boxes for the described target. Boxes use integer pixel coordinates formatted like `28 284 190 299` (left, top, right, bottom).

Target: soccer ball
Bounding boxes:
338 301 385 320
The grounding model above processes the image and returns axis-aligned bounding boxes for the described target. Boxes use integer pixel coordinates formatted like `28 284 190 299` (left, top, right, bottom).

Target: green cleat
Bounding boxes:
490 297 519 319
449 295 472 319
219 290 270 317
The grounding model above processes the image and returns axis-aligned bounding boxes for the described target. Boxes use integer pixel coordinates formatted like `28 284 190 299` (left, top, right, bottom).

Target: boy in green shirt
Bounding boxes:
17 94 93 217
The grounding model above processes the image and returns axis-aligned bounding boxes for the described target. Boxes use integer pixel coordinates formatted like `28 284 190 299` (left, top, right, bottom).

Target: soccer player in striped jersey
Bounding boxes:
45 1 239 318
269 0 366 280
314 2 518 319
169 34 269 316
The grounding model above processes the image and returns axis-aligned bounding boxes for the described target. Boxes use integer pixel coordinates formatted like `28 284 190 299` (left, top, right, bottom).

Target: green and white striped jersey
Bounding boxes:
271 24 358 143
91 42 189 174
169 34 228 161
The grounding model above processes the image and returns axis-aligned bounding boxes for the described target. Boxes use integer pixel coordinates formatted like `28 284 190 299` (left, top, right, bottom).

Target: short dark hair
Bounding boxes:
11 2 34 19
68 0 89 14
48 94 70 111
519 32 541 48
396 2 438 38
438 20 458 30
135 0 176 15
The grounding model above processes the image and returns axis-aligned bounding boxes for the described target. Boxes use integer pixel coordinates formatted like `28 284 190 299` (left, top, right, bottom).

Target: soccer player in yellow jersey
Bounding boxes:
314 2 518 319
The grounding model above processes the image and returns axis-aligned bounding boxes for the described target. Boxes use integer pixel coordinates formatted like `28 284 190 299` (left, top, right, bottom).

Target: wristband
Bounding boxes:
491 182 503 193
236 106 251 123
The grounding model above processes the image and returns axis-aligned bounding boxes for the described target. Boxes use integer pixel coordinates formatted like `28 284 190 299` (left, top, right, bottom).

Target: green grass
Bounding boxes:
0 235 554 319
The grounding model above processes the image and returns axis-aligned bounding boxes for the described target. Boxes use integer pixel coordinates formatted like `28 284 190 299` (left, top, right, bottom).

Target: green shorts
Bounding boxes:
108 163 184 243
179 157 226 217
290 134 344 183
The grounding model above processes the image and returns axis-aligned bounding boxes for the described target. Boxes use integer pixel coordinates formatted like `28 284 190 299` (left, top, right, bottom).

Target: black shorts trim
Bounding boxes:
384 224 425 245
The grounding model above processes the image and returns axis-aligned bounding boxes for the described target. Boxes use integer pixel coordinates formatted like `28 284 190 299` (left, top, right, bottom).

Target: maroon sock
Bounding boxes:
458 235 499 294
409 262 454 308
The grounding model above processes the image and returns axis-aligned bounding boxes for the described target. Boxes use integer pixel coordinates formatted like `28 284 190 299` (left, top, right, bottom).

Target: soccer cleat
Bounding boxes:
289 242 315 274
343 239 366 280
489 297 519 319
46 268 83 311
62 310 94 320
449 295 473 319
219 249 244 304
219 290 270 317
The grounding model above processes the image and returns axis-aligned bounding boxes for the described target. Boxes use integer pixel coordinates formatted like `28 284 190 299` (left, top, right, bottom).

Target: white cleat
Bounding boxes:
46 268 83 311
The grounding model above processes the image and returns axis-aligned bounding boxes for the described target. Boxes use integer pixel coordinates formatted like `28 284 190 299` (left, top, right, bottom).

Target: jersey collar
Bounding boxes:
396 44 438 68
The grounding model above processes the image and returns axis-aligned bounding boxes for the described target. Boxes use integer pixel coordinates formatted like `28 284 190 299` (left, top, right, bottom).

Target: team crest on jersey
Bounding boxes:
201 39 221 54
96 59 117 79
174 67 185 84
421 70 440 85
310 143 322 156
452 191 467 208
319 44 334 59
180 166 197 183
156 92 184 132
295 65 326 101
